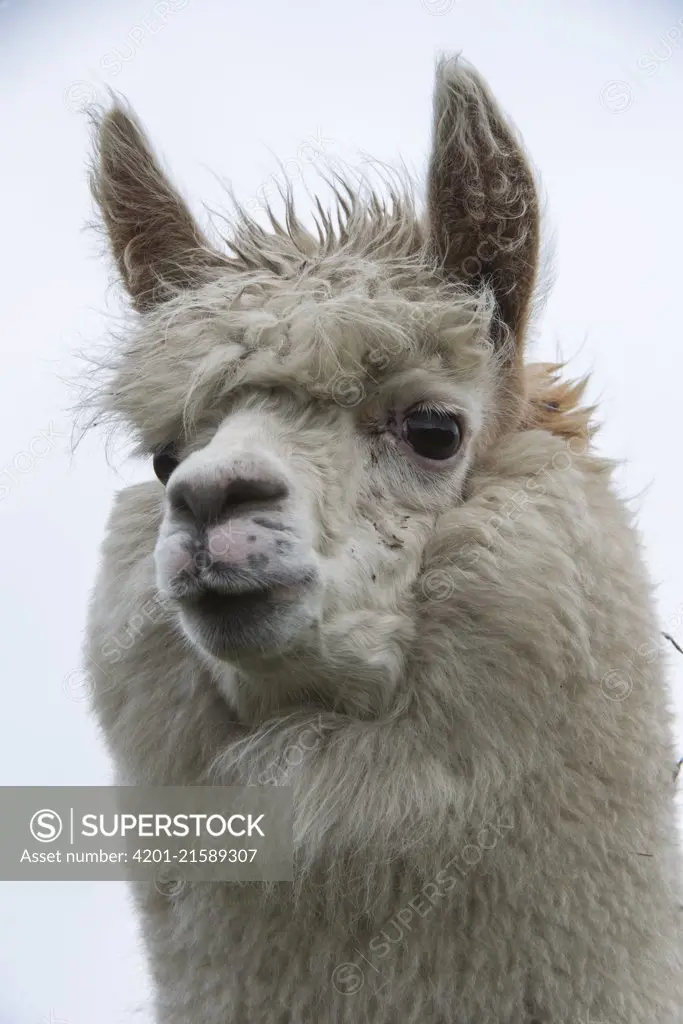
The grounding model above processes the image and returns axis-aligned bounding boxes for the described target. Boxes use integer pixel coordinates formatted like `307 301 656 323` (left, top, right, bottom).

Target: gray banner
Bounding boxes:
0 786 292 882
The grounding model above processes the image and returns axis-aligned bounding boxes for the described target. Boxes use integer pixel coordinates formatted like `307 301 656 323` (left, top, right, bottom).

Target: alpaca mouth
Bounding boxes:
188 586 278 617
170 564 317 601
175 571 320 658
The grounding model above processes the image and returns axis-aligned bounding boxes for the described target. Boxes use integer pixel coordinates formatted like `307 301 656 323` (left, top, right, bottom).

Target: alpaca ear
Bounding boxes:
427 58 540 353
91 103 225 311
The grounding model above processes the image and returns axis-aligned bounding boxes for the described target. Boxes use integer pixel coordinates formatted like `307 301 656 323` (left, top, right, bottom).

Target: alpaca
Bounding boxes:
83 57 683 1023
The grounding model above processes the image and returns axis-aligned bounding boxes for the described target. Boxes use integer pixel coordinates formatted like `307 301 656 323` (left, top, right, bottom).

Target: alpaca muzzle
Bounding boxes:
153 453 322 657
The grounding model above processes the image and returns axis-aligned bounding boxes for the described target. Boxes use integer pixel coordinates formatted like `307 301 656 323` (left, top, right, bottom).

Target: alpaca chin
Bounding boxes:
193 606 411 725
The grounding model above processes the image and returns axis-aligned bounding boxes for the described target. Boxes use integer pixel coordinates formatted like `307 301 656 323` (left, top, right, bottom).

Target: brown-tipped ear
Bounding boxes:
427 57 540 355
90 102 225 311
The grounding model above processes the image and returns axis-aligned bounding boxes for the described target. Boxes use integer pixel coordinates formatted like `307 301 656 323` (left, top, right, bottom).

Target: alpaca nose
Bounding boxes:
167 462 289 524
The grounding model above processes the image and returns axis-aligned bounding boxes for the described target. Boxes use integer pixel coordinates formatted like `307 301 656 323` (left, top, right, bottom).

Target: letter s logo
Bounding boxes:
30 809 63 843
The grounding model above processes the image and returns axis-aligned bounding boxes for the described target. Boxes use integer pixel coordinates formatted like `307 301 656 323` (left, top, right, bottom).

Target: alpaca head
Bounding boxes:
90 59 550 717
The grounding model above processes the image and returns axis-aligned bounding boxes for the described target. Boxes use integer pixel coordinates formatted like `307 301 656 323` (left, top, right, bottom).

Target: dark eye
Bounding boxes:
153 444 180 486
402 407 462 461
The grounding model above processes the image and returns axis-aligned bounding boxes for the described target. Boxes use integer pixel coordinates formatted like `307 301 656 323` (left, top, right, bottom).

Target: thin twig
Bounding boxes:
662 632 683 656
661 635 683 783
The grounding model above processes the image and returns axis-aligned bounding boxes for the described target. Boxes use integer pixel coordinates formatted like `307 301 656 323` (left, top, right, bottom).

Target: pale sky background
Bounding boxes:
1 1 682 1022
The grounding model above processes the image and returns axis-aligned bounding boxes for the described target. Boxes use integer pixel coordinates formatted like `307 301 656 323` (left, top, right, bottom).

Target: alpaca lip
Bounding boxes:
177 577 304 627
170 564 318 602
173 565 319 623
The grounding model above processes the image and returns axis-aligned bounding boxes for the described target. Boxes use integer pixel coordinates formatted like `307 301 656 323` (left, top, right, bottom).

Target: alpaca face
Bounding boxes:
150 303 493 675
89 58 541 710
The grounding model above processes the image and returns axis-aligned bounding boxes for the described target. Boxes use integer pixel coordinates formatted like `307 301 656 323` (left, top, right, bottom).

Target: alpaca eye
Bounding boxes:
403 408 462 461
153 444 180 486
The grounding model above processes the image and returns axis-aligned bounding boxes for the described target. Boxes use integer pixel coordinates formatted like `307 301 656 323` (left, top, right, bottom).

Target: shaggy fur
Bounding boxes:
83 57 682 1022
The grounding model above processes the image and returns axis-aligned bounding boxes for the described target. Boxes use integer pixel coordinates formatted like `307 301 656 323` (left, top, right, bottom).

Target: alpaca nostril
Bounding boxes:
167 485 196 520
167 472 289 525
